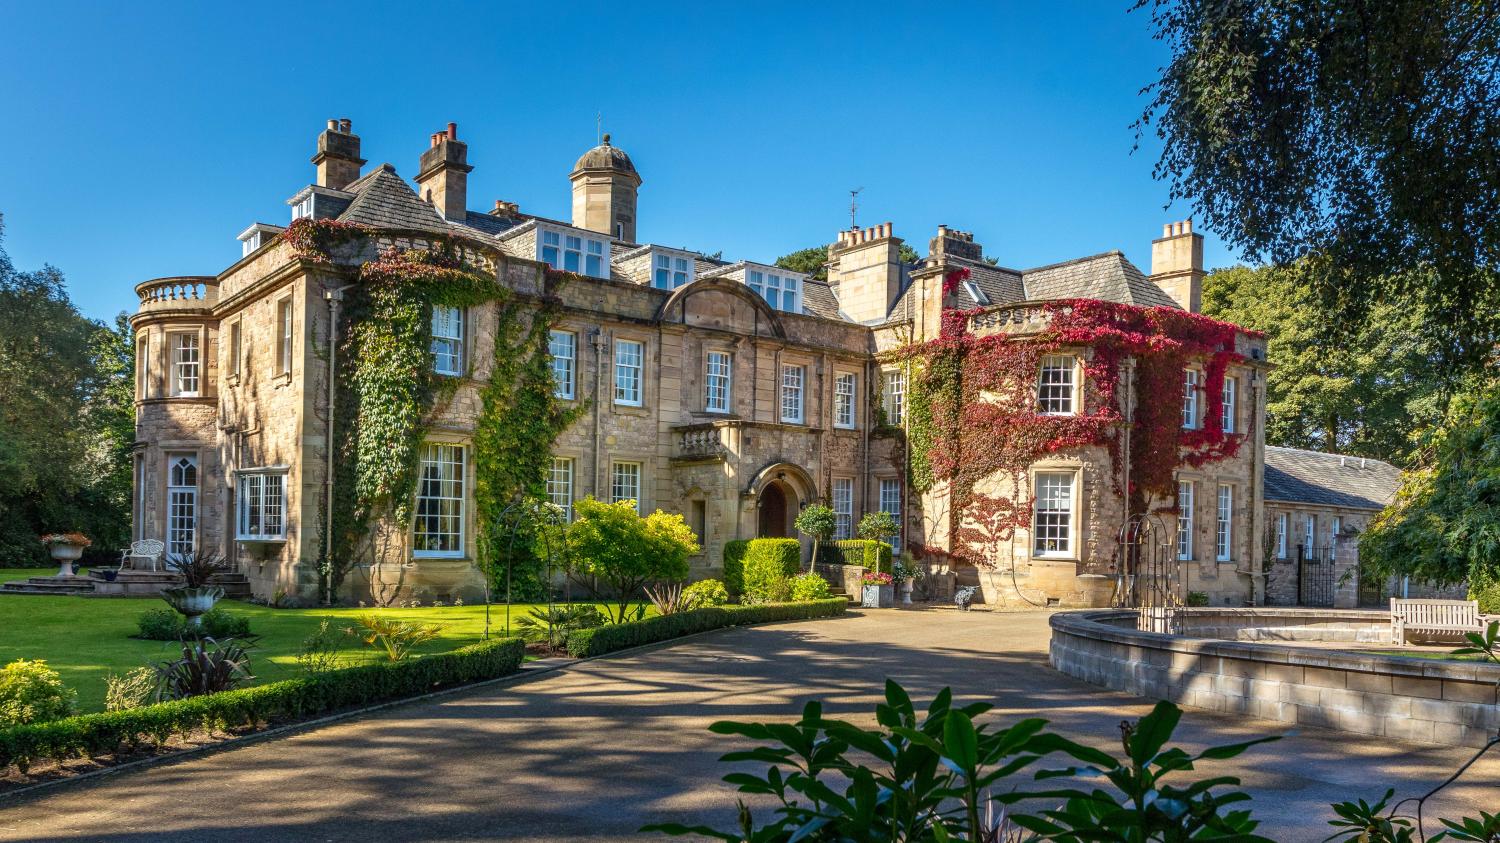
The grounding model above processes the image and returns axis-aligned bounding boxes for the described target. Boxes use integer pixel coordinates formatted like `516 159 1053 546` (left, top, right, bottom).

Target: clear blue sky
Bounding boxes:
0 0 1237 323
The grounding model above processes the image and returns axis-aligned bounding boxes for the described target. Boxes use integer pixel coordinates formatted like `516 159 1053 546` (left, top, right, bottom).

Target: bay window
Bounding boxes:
237 471 286 541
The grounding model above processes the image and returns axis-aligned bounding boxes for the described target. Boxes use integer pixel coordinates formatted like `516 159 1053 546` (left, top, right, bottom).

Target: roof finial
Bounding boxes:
602 132 611 146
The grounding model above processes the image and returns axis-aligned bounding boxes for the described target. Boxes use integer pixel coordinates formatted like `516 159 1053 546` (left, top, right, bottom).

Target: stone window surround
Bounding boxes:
547 453 577 521
225 315 243 386
1215 482 1236 562
609 456 650 513
273 292 295 387
882 365 906 427
549 325 580 402
164 324 208 399
702 343 733 415
610 329 652 415
833 370 858 430
876 475 904 554
777 350 816 426
431 304 465 377
411 432 472 561
136 329 152 401
1037 353 1081 416
233 464 289 542
1176 479 1195 561
1025 459 1084 563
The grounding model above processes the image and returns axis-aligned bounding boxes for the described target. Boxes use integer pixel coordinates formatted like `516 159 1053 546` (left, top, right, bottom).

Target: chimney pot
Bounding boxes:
447 122 457 140
327 119 338 131
312 118 365 190
340 118 352 132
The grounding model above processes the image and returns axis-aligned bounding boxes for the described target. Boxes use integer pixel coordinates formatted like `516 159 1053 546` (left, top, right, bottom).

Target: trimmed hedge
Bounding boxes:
566 599 848 658
722 539 751 595
0 636 524 773
743 538 802 601
834 539 893 573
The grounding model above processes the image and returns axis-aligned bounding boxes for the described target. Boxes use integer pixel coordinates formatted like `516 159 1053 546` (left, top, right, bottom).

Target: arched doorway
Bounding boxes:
758 481 792 538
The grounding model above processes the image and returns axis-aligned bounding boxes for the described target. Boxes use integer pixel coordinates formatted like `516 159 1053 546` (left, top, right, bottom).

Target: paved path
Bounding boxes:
1 609 1495 841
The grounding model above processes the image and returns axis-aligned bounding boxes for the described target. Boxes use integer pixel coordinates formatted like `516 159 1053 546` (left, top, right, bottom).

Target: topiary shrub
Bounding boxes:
682 578 729 609
136 607 251 640
565 599 848 658
722 539 750 596
743 539 802 603
789 573 833 601
0 660 77 727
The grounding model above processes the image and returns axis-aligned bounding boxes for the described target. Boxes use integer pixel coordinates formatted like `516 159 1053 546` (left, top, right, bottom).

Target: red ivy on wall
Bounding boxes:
898 272 1257 564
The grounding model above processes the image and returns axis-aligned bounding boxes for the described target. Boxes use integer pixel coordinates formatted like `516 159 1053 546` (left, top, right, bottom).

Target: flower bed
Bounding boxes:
565 599 848 658
0 636 524 774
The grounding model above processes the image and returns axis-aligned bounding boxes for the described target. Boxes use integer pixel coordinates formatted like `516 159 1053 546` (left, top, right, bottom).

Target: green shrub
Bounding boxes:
104 668 156 712
0 660 77 727
565 599 847 659
136 607 251 640
1186 590 1210 607
682 579 729 609
722 539 750 595
566 497 699 623
0 637 525 774
349 614 444 661
1470 577 1500 615
743 538 802 602
833 539 893 573
789 573 833 601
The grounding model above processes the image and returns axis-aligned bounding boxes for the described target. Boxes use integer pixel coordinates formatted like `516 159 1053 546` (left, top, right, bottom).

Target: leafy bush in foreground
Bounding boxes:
682 579 729 609
137 606 251 640
0 660 77 727
789 572 832 601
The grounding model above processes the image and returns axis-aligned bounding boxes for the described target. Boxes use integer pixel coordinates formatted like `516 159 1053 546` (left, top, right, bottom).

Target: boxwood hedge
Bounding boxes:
565 599 847 658
0 636 524 774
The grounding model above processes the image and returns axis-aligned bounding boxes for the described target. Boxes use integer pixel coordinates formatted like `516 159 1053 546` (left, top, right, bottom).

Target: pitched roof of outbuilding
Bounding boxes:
1263 446 1401 511
336 164 450 233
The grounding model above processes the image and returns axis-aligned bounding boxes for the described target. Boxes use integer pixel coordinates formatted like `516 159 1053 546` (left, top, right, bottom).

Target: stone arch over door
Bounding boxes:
745 462 818 540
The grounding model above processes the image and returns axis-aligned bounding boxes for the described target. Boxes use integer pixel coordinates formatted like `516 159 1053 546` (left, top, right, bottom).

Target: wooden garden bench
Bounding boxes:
1390 598 1487 645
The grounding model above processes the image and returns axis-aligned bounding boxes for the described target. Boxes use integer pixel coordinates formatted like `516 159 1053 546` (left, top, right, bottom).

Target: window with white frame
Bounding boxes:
1038 355 1076 415
170 332 200 397
1032 472 1074 558
780 364 805 423
1221 376 1237 433
1303 514 1316 554
1176 480 1194 560
614 339 643 406
1182 370 1199 429
1330 515 1342 546
746 269 801 312
236 471 286 540
547 457 574 521
834 373 856 429
431 305 463 376
880 478 903 553
1216 484 1233 561
705 351 731 413
883 369 906 426
653 253 692 289
291 194 314 221
1276 512 1288 559
549 330 576 399
611 461 642 512
414 443 465 557
277 298 293 375
832 478 854 539
538 229 608 278
166 454 197 557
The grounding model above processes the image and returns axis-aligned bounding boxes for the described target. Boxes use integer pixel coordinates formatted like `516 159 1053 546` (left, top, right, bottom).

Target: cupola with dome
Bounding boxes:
569 133 642 242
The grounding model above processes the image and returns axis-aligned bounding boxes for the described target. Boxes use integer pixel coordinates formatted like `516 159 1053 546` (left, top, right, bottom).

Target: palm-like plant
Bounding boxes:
153 637 253 701
349 614 444 661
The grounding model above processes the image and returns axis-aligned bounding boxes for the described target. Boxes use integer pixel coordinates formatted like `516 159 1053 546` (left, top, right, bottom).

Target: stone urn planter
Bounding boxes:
898 580 914 606
40 533 91 577
161 586 225 632
861 572 895 608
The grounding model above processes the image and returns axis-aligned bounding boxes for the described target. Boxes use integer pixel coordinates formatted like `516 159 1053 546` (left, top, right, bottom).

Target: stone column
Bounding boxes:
1333 532 1360 609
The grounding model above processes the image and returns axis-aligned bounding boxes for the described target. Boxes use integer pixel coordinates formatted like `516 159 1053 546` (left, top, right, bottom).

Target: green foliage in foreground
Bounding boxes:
0 637 524 773
742 539 802 603
0 660 77 727
1361 380 1500 608
566 497 699 623
566 599 847 659
136 606 252 640
723 540 750 596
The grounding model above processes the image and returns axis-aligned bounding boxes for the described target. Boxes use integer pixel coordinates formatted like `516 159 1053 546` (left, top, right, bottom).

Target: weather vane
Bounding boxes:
849 187 863 230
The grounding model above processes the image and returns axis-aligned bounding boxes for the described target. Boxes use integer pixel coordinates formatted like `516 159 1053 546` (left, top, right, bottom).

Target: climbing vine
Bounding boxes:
897 268 1257 564
284 219 580 602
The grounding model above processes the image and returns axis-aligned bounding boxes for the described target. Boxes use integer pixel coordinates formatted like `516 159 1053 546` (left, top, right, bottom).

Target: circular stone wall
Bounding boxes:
1050 609 1500 748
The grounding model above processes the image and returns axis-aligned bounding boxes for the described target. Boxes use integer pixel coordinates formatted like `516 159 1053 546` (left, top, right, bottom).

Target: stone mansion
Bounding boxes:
129 119 1399 606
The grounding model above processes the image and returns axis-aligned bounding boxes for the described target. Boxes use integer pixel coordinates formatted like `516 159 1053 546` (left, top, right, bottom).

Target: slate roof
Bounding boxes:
335 164 450 233
1263 446 1401 511
1021 252 1179 308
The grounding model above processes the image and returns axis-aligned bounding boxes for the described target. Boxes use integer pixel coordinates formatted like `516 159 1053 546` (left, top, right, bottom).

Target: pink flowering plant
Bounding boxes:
38 532 90 548
862 571 893 586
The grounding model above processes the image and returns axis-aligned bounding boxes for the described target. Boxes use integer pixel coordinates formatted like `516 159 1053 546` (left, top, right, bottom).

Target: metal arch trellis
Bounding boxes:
1113 511 1182 633
486 497 572 641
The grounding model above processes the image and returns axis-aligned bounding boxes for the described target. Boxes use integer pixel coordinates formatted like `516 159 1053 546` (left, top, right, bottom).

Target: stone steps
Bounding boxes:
0 575 98 595
2 570 253 599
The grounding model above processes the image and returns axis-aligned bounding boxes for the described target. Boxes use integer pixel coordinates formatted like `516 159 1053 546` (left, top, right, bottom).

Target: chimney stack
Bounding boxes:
416 122 473 221
311 118 365 191
827 222 903 323
1150 219 1204 312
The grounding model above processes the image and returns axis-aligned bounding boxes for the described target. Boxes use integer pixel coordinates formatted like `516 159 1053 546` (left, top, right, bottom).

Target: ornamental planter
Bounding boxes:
861 584 894 609
899 580 914 606
162 585 225 632
47 542 86 577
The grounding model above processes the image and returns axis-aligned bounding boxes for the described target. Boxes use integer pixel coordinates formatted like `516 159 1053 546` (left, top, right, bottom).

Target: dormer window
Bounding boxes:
291 195 314 221
962 279 989 305
539 227 609 279
237 223 284 258
747 269 801 313
653 253 693 289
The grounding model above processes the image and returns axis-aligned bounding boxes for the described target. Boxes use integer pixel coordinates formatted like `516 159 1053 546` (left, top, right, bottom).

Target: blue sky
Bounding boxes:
0 1 1237 323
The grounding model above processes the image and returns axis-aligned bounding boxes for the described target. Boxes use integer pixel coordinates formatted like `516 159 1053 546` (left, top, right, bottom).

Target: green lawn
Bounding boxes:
0 570 632 712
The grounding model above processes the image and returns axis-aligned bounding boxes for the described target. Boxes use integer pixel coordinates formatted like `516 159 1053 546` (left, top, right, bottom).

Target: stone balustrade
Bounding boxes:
673 423 730 462
1051 608 1500 748
136 276 220 314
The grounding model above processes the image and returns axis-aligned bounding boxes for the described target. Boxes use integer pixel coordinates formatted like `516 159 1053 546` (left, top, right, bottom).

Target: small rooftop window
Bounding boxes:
746 267 801 313
652 251 694 290
962 279 989 305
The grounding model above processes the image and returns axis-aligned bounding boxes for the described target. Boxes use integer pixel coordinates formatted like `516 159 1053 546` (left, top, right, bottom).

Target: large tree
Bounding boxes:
0 216 133 565
1139 0 1500 376
1201 262 1446 464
